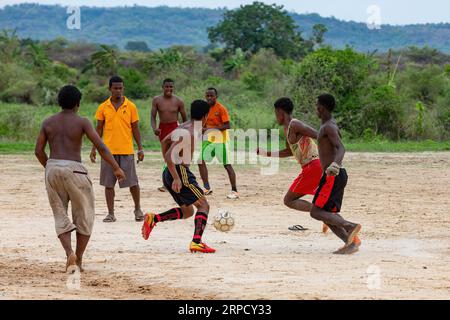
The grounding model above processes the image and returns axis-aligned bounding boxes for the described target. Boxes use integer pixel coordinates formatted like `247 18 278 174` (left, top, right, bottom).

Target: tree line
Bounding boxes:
0 2 449 141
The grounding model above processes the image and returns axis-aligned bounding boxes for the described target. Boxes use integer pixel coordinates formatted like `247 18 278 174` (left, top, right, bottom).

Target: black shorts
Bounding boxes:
312 168 348 213
163 165 204 206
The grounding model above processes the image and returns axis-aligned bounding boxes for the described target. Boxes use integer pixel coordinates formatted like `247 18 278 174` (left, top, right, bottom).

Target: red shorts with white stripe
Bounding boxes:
312 168 348 213
289 159 323 195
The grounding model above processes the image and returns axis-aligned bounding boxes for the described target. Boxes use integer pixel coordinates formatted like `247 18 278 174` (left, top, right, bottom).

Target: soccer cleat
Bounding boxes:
204 189 213 196
226 191 239 199
189 242 216 253
141 213 157 240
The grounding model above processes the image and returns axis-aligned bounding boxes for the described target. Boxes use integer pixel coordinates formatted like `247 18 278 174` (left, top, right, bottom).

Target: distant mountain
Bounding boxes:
1 4 450 53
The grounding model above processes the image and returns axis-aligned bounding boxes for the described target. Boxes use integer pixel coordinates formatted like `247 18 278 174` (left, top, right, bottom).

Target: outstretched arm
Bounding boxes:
83 119 125 181
35 123 48 168
288 121 318 144
258 138 292 158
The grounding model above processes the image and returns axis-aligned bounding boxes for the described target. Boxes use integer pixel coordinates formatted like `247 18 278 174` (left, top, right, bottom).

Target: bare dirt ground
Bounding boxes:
0 152 449 300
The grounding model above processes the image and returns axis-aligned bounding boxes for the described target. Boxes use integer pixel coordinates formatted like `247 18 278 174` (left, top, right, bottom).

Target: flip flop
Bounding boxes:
288 225 309 231
103 214 116 223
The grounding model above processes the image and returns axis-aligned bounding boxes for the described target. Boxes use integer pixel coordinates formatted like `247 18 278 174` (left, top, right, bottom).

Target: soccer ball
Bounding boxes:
213 209 235 232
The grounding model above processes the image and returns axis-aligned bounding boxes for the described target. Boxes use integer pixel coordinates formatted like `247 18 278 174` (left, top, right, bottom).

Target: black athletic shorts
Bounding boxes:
312 168 348 213
163 165 204 206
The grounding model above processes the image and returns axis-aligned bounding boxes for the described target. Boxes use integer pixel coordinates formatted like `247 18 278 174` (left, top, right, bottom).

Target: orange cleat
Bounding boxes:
141 213 156 240
189 242 216 253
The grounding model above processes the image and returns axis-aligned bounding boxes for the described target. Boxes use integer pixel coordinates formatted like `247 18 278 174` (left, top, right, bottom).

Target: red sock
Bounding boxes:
192 212 208 244
155 208 183 223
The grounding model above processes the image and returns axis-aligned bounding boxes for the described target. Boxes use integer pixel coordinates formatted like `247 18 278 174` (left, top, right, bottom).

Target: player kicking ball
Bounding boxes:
311 94 362 255
141 100 215 253
257 98 340 237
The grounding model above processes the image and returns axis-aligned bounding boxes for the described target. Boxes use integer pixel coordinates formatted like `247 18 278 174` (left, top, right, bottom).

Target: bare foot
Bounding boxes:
76 257 84 272
333 243 359 255
346 224 362 247
66 253 77 274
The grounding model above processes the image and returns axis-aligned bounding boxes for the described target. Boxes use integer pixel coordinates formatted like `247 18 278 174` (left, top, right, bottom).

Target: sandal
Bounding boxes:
288 225 309 231
103 214 116 223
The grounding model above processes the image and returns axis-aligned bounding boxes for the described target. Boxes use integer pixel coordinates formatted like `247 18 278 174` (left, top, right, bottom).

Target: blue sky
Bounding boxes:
1 0 450 25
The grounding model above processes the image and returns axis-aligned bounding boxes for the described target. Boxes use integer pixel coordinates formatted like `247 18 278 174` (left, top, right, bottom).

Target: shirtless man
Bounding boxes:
151 78 187 192
35 85 125 272
311 94 362 255
142 100 215 253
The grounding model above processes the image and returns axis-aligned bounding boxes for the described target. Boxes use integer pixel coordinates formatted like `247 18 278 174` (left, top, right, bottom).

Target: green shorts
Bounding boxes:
201 141 230 165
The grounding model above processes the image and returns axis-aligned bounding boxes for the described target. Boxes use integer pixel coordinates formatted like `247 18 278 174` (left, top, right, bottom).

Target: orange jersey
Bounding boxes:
205 101 230 143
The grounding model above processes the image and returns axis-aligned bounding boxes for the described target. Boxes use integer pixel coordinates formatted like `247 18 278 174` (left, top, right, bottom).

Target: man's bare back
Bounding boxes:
40 111 89 163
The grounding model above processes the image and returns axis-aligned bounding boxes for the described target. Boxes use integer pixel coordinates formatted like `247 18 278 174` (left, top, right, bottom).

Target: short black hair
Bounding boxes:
163 78 174 85
206 87 218 96
109 75 124 88
274 97 294 114
317 94 336 112
191 100 211 120
58 85 82 110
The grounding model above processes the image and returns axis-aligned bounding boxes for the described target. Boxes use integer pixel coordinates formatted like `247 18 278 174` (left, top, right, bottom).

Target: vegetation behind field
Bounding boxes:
0 2 449 154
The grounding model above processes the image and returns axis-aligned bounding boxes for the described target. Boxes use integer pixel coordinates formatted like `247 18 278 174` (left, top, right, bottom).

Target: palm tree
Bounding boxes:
149 48 185 69
90 45 119 75
26 43 50 70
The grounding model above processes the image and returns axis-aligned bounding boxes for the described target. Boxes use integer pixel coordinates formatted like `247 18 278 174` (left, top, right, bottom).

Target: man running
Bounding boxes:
90 76 144 223
35 85 125 273
142 100 215 253
311 94 362 255
198 88 238 199
151 78 187 192
257 97 323 228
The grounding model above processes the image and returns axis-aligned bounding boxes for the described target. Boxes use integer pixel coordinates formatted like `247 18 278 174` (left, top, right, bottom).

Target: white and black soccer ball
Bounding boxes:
213 209 235 232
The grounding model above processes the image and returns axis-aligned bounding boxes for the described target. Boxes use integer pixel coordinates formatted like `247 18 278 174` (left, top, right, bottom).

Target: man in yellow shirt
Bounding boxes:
90 76 145 222
199 88 238 199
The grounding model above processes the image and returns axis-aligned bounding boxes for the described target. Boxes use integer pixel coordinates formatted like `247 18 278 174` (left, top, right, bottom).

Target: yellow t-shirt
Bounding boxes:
95 97 139 155
205 102 230 143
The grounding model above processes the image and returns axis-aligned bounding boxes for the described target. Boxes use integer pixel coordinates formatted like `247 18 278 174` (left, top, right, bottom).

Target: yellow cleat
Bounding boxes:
189 241 216 253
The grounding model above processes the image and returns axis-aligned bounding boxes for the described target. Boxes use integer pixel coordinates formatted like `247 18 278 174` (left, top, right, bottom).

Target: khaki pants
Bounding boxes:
45 159 95 236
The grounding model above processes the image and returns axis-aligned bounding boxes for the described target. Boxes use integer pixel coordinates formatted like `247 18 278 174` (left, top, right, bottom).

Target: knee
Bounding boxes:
198 199 210 213
310 207 320 220
283 195 291 208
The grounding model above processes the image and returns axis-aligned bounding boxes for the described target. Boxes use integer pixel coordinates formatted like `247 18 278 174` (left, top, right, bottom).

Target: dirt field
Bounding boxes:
0 152 449 300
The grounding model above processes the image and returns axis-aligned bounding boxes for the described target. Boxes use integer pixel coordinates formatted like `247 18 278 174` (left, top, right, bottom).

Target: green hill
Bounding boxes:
1 4 450 52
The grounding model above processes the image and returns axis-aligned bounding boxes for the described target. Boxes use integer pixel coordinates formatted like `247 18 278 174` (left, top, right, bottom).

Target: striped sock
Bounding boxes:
193 212 208 244
155 208 183 223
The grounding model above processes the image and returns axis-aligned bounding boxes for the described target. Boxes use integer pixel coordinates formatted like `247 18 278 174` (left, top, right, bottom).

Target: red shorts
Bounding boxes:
289 159 323 195
159 122 179 141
